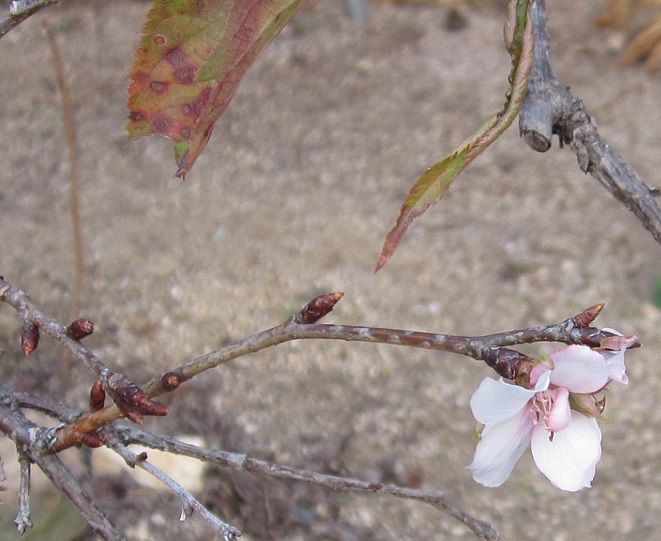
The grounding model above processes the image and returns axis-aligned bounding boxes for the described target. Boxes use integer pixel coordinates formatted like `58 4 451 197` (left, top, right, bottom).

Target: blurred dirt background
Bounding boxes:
1 0 660 540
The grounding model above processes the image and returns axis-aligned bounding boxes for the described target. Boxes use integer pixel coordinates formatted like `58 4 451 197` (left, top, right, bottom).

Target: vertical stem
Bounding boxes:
43 22 85 323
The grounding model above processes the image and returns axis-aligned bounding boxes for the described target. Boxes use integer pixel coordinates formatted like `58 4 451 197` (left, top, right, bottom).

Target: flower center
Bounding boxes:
530 390 555 427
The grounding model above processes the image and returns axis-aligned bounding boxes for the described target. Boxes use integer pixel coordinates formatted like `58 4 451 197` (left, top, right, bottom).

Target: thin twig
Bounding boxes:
33 451 126 540
0 401 125 540
119 427 500 541
15 450 33 533
519 0 661 244
0 278 168 427
0 277 110 380
43 21 85 328
106 436 242 540
0 0 59 38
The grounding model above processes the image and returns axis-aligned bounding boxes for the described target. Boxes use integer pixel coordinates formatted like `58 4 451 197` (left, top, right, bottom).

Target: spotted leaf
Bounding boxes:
127 0 305 178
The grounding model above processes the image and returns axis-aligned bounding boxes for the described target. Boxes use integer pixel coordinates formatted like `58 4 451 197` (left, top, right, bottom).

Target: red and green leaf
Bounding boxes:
127 0 305 178
376 0 534 271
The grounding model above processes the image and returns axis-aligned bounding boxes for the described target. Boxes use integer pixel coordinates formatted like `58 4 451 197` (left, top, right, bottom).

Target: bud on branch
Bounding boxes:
20 321 39 356
294 292 344 324
105 374 168 424
66 319 94 340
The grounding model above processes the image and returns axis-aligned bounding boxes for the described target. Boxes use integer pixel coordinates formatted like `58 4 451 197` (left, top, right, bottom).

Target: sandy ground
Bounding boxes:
0 1 660 540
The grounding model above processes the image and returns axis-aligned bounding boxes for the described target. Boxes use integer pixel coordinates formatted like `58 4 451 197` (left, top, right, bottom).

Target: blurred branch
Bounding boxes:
0 400 125 540
120 427 500 541
107 436 241 540
0 0 59 38
519 0 661 244
15 450 33 533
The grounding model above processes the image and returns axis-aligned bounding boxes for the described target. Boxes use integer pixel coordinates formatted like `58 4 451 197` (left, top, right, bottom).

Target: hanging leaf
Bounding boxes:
127 0 305 178
376 0 534 271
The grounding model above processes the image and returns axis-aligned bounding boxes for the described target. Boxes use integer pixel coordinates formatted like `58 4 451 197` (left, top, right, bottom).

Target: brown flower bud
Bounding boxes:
294 292 344 324
107 374 169 424
573 303 605 327
81 433 103 448
20 321 39 356
67 319 95 340
90 380 106 411
161 372 182 392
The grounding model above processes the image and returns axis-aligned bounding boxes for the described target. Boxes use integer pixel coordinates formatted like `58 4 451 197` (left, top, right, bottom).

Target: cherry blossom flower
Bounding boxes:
468 343 631 492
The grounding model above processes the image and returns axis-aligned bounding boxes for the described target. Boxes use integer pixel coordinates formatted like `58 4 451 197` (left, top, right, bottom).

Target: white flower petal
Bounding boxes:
469 408 533 487
603 349 629 384
470 377 537 425
531 412 602 492
550 345 609 393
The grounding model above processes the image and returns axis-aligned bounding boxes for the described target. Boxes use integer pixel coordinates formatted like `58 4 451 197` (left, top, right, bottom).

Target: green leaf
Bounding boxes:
127 0 305 178
376 0 534 271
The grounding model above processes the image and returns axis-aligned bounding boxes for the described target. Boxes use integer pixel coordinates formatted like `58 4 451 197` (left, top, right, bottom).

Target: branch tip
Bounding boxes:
573 303 605 327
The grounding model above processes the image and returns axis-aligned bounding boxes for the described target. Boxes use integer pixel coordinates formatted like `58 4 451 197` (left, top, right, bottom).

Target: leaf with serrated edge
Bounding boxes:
376 0 534 271
127 0 305 178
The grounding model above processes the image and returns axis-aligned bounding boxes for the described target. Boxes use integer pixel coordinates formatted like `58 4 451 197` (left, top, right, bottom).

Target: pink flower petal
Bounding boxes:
549 345 609 393
545 387 570 432
470 377 538 426
469 408 533 487
530 412 602 492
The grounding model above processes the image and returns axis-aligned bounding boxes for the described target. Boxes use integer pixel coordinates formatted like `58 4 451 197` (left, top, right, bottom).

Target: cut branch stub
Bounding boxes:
294 292 344 324
106 374 168 424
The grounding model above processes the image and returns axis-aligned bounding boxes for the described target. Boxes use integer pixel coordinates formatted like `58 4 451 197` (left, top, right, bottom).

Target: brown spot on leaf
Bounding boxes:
182 88 212 119
152 115 171 134
174 65 196 84
153 34 166 46
165 46 186 66
149 80 168 93
129 111 147 122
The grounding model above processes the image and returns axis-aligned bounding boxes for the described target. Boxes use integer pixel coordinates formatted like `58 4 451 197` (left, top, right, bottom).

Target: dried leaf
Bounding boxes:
376 0 534 270
127 0 305 178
